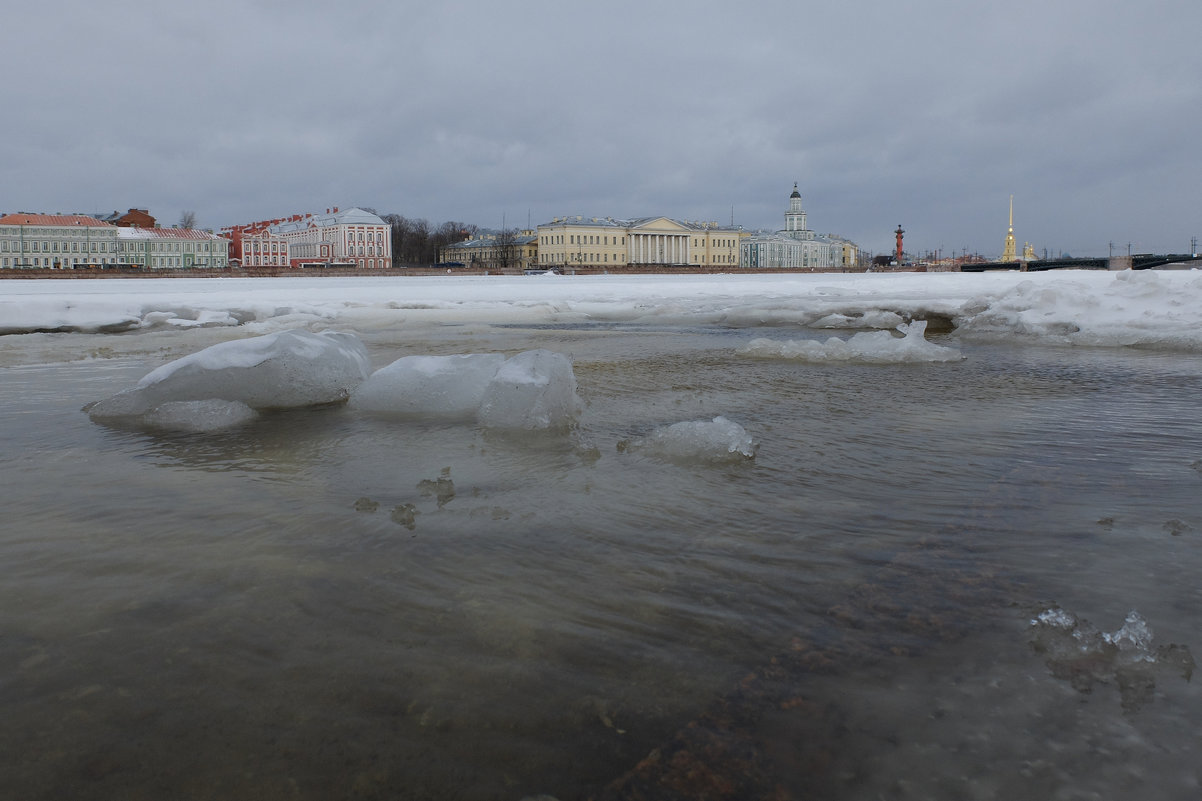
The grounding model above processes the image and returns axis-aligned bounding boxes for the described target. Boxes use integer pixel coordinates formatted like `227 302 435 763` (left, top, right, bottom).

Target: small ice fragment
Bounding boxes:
619 416 757 464
1032 608 1076 629
1104 610 1155 655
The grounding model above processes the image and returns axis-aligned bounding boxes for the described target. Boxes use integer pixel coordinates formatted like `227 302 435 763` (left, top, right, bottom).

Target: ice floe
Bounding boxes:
476 349 582 431
85 329 371 425
617 416 757 464
350 353 507 419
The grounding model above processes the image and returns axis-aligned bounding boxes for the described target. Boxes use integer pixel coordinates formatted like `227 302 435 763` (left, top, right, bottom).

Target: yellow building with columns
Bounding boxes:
536 216 744 270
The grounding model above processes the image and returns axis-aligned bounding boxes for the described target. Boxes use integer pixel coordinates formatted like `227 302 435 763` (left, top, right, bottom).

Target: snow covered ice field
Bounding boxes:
3 270 1202 800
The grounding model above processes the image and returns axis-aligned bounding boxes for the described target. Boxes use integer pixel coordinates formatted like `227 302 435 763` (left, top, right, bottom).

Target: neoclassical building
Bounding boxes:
535 215 744 270
740 184 858 271
270 207 391 269
0 212 227 269
440 230 539 271
221 207 391 269
0 213 119 268
116 226 229 269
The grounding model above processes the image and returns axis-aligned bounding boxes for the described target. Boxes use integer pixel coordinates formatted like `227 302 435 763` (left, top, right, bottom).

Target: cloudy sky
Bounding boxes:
4 0 1199 258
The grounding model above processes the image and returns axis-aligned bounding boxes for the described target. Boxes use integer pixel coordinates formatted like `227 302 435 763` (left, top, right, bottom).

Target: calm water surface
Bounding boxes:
2 323 1201 800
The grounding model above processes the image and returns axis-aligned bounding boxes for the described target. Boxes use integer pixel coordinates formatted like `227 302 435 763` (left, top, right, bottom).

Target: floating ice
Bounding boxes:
476 349 582 430
618 416 757 464
811 309 905 329
737 320 963 363
86 329 371 423
350 353 506 418
141 399 258 433
1029 606 1195 710
1103 610 1156 654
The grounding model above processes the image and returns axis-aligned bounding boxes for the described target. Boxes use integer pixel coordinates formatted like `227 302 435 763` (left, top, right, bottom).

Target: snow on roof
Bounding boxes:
0 213 115 227
270 207 386 233
116 227 226 240
538 215 740 231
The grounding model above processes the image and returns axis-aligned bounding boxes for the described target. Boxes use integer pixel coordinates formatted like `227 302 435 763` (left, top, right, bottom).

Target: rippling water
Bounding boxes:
3 322 1201 800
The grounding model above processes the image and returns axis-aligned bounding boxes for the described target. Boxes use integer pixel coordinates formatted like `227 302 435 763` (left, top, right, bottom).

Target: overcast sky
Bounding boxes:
4 0 1199 258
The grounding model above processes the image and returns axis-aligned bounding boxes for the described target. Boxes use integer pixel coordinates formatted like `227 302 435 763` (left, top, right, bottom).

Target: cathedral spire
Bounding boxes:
1002 195 1017 262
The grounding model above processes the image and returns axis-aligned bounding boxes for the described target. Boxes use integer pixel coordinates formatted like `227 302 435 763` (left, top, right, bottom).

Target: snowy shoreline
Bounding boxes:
2 269 1201 357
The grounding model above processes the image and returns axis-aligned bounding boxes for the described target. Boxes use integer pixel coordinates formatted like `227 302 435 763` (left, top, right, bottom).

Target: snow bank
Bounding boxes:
86 329 371 424
618 416 757 464
7 270 1202 362
349 353 507 418
957 270 1202 348
737 320 963 363
476 349 582 430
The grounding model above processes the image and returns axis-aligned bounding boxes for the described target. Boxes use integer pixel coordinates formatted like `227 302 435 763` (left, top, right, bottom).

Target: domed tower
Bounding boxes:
784 182 808 237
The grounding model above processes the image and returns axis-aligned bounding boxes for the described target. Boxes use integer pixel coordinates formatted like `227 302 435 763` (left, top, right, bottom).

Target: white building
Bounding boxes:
740 184 857 271
269 207 391 269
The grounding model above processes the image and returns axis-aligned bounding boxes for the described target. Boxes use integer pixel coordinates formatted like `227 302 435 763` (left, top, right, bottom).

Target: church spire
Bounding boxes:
1001 195 1017 262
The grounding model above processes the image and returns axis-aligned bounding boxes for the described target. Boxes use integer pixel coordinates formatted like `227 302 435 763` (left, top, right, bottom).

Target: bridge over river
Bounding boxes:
963 253 1202 272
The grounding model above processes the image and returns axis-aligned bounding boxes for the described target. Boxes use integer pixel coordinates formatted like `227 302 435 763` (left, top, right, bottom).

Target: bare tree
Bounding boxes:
178 210 198 229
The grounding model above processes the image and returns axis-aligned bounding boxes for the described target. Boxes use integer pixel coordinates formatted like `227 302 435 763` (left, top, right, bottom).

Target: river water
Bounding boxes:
2 315 1201 800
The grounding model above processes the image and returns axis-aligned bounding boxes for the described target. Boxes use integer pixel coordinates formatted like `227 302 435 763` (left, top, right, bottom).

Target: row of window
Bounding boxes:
0 239 220 253
345 230 386 244
0 256 226 268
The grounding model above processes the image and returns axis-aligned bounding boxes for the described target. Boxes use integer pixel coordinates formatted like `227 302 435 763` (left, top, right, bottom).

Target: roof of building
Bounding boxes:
0 213 115 227
538 215 741 232
271 207 386 233
445 233 538 249
117 227 226 241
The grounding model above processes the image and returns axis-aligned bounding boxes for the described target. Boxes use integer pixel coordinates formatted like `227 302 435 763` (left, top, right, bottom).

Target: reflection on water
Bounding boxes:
2 329 1202 800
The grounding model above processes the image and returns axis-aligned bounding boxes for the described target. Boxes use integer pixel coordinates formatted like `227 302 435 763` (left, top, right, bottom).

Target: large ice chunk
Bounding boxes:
618 416 757 464
476 349 582 430
738 320 963 363
349 353 506 418
141 399 258 433
87 329 370 421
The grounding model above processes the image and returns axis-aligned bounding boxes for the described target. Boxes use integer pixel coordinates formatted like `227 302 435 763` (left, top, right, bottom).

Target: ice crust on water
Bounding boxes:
350 353 506 418
86 329 371 424
618 416 757 463
737 320 963 363
476 349 582 430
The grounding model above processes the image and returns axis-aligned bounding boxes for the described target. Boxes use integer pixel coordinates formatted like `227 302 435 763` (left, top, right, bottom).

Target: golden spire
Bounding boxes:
1002 194 1017 262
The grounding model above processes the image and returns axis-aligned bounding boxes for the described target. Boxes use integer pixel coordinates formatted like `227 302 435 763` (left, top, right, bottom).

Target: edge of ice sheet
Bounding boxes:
737 320 964 363
7 271 1202 355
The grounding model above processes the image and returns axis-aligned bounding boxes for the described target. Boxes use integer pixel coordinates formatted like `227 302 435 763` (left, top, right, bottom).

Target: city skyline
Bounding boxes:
2 0 1199 259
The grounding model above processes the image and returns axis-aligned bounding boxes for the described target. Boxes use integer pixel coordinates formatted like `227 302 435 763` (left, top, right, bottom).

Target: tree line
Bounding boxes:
374 213 479 267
